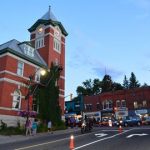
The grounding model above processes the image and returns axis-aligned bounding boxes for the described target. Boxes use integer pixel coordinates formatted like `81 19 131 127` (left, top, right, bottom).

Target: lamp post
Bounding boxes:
25 68 46 121
20 64 63 122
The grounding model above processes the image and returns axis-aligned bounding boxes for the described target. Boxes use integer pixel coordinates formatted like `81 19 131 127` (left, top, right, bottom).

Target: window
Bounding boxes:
102 100 113 110
96 103 100 110
121 100 126 107
17 61 24 76
32 97 39 113
116 100 121 108
35 38 44 49
85 104 92 111
54 38 61 53
12 90 21 110
34 68 41 82
134 101 138 109
24 45 34 57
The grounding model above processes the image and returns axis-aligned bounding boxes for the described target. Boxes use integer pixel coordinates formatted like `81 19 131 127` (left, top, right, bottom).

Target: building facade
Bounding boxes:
0 8 67 126
65 87 150 121
83 87 150 121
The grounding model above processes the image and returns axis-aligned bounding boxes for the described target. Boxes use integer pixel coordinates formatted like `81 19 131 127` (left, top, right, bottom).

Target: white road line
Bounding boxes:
14 131 96 150
74 129 132 150
14 137 69 150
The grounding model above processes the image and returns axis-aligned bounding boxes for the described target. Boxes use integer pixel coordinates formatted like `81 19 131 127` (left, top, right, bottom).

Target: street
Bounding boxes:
0 126 150 150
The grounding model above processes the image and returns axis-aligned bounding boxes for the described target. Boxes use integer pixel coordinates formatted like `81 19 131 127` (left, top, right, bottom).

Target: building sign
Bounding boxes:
135 109 147 115
115 111 128 119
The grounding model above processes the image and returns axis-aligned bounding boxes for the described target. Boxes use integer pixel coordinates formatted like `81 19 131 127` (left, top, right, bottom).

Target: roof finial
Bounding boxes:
49 5 51 19
49 5 51 12
105 67 107 75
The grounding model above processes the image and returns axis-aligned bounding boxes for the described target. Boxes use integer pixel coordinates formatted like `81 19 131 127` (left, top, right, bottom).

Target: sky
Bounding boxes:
1 0 150 100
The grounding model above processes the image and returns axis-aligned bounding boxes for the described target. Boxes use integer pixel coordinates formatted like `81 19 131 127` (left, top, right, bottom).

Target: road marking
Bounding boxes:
126 133 148 138
95 133 107 138
74 129 132 150
102 130 124 132
14 137 69 150
14 130 97 150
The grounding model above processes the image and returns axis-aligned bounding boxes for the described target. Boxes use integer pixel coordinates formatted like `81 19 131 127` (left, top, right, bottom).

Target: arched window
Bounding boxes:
12 90 21 110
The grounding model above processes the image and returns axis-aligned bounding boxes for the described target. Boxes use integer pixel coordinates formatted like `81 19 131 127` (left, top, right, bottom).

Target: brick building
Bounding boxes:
0 8 67 126
83 87 150 121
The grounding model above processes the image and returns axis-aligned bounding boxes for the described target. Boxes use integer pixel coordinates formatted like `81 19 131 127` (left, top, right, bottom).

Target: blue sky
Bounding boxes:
1 0 150 100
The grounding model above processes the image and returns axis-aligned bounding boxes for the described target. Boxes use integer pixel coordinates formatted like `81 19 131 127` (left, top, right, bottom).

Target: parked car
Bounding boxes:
142 117 150 125
122 116 142 127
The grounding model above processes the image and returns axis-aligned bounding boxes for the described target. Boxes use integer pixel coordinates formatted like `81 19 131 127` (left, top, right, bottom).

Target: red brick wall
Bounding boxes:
84 87 150 112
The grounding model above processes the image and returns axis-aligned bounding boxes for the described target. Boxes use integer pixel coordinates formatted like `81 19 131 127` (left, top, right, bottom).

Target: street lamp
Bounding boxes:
18 64 63 121
25 68 46 121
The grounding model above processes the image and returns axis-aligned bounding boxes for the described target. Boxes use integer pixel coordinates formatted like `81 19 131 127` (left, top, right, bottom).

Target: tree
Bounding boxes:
101 75 113 92
112 82 123 91
76 79 102 96
38 63 62 125
123 75 129 89
92 79 102 95
129 72 140 88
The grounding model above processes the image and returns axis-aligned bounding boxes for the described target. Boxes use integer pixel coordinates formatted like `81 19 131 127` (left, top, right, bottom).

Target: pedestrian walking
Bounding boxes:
47 120 53 134
25 119 32 136
32 119 38 136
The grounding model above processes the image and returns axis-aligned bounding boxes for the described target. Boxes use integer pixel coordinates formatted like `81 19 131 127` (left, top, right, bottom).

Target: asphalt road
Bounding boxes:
1 126 150 150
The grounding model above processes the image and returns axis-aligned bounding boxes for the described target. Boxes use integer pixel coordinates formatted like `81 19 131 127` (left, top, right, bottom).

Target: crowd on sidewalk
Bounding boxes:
25 119 53 136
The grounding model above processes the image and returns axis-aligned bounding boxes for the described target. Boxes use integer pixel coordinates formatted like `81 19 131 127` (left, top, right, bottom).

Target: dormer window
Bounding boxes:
19 43 35 57
23 45 34 57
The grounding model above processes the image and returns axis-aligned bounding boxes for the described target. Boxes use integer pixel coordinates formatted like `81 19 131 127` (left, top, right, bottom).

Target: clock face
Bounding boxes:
38 27 44 34
55 30 60 37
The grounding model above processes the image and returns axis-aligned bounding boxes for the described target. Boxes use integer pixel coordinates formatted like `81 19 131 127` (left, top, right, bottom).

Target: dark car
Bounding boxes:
122 116 142 127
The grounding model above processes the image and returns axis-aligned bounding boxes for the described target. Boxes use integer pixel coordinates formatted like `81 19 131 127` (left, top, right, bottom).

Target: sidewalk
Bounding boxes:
0 127 80 144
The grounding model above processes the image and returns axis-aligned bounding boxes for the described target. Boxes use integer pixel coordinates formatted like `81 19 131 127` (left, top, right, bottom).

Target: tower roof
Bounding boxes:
28 7 68 36
41 6 57 21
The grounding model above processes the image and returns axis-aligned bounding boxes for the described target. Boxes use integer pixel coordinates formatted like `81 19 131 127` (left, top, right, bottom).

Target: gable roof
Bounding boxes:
0 39 47 67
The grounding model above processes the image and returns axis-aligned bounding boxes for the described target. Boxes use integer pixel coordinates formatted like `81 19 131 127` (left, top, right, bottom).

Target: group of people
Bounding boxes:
25 119 53 136
25 119 38 136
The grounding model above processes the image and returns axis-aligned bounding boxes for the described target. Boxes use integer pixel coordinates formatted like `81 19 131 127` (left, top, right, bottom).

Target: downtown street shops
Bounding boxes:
83 108 150 122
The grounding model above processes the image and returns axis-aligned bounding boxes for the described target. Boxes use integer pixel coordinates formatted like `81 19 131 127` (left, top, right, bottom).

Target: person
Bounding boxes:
47 120 53 133
25 119 32 136
0 120 7 129
32 119 38 136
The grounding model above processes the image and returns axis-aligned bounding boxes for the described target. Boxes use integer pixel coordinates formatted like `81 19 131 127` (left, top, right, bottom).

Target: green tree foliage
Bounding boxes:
38 63 62 125
101 75 113 92
129 72 140 88
76 78 102 96
112 82 123 91
123 75 129 89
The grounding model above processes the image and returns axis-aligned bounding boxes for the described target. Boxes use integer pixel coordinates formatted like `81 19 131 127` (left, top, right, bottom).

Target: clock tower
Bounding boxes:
28 7 68 115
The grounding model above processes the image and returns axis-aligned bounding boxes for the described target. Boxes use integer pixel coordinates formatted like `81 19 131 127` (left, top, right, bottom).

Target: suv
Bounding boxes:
122 116 142 127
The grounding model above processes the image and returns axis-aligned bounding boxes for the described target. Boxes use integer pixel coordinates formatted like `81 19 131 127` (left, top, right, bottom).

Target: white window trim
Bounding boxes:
35 38 45 49
17 61 24 76
54 38 61 53
12 90 22 110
